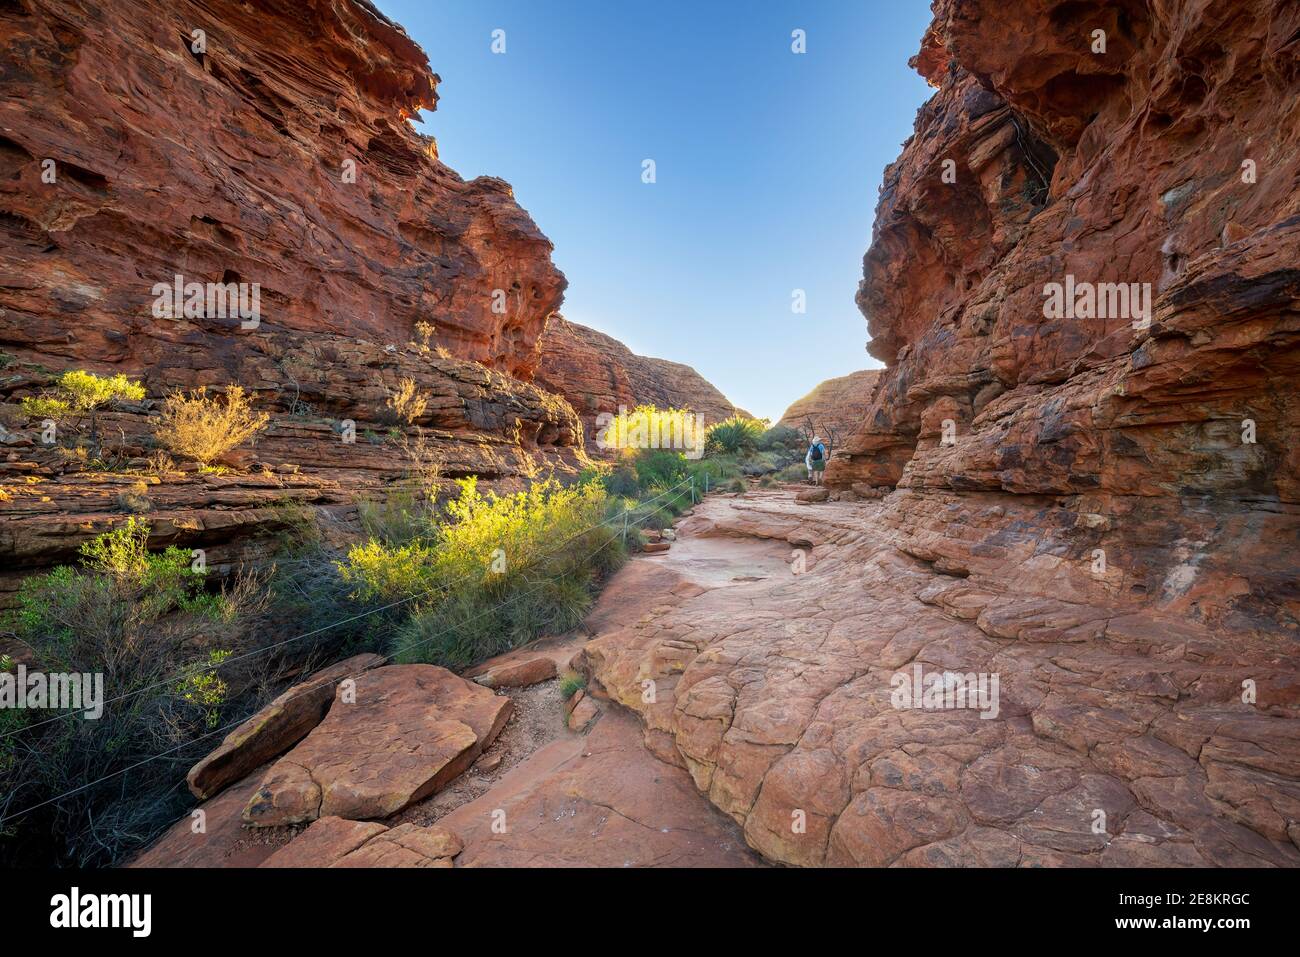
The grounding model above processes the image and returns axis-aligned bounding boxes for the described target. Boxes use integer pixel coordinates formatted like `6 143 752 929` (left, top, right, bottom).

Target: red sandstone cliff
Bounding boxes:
776 369 881 441
0 0 581 593
0 0 565 380
573 0 1300 869
832 0 1300 640
534 316 749 445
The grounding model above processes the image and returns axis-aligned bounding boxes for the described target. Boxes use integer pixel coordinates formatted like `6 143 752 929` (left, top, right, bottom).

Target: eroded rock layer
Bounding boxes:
0 0 565 378
0 0 583 593
534 316 748 444
776 369 881 440
831 0 1300 639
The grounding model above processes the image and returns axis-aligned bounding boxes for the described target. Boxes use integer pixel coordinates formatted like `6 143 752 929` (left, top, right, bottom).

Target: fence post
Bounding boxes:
690 474 696 504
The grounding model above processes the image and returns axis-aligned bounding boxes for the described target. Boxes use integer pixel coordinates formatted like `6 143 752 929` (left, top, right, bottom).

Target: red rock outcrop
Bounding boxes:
776 369 881 441
582 489 1300 867
242 665 513 826
534 316 749 444
830 0 1300 640
0 0 564 378
0 0 584 593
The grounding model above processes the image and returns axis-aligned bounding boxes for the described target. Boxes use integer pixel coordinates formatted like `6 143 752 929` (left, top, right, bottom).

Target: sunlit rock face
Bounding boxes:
776 370 881 441
831 0 1300 638
0 0 581 597
0 0 565 381
533 316 748 446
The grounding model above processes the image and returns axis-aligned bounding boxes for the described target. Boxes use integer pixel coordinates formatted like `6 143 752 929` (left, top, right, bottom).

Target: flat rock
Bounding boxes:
243 665 512 826
440 707 764 867
259 816 389 868
262 816 462 868
187 653 386 800
130 770 275 868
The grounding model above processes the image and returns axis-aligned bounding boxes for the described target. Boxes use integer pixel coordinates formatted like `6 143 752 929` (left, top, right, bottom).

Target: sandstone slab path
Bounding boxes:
579 487 1300 867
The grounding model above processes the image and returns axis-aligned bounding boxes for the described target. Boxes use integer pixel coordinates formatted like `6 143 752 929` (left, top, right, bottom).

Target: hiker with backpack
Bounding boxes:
805 435 827 484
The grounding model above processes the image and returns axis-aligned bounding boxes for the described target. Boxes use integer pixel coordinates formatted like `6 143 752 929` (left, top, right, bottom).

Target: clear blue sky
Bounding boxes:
376 0 934 421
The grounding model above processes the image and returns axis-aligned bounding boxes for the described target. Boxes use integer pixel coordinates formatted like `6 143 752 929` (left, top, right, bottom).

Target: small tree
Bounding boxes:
155 386 269 468
797 414 841 457
21 370 145 455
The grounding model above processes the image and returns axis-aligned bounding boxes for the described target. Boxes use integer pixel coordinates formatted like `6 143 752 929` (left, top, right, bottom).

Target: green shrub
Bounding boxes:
0 519 270 866
596 463 640 498
599 405 704 457
21 370 146 458
339 477 625 668
558 670 586 699
633 448 688 490
705 415 765 455
758 424 804 453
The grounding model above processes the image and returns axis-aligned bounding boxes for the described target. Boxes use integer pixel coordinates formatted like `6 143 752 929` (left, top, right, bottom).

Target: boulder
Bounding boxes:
567 695 601 732
642 541 672 553
187 653 386 800
243 665 512 826
469 654 557 689
796 487 830 503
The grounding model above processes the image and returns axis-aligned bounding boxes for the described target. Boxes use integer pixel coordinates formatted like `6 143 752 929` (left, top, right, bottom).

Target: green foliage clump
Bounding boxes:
599 405 704 457
0 519 268 867
704 415 766 455
758 424 804 453
22 370 145 420
558 670 586 699
20 370 146 458
338 477 625 668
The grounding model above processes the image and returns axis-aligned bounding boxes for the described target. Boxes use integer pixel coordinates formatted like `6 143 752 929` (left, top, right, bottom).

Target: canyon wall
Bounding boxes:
534 316 748 446
0 0 582 594
830 0 1300 639
0 0 565 381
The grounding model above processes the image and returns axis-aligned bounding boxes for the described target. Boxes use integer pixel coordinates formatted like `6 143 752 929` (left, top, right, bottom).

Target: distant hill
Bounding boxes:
534 317 750 446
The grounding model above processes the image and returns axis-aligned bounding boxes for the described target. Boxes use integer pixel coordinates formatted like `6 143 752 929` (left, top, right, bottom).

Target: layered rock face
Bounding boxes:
0 0 582 593
0 0 565 379
776 369 881 440
534 316 748 444
831 0 1300 639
